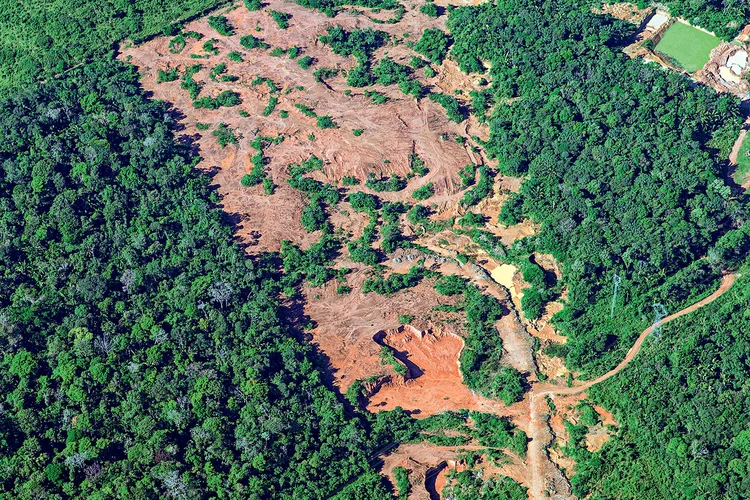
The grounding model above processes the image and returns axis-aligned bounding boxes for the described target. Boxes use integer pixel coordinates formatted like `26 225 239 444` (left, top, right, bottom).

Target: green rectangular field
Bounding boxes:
735 135 750 188
655 21 721 73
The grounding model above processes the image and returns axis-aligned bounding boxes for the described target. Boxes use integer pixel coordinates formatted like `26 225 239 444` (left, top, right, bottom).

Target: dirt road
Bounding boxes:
729 129 746 165
536 273 735 398
527 273 736 499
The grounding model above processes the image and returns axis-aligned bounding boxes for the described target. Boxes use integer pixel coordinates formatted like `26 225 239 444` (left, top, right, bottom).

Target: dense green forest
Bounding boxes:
447 1 750 498
572 273 750 499
448 0 750 376
0 0 231 95
0 61 395 499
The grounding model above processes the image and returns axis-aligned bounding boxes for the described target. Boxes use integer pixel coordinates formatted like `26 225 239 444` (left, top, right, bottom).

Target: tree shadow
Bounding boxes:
426 462 448 500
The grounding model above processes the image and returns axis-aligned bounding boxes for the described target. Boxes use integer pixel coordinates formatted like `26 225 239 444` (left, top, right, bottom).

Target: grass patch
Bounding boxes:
655 21 720 73
735 135 750 185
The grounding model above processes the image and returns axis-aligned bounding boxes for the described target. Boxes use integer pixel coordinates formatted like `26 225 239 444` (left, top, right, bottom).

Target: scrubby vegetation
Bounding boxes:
365 173 407 192
212 122 239 147
269 10 292 29
193 90 241 109
413 28 452 65
411 183 434 201
428 93 466 123
157 67 179 83
240 34 270 50
434 275 526 405
207 15 234 36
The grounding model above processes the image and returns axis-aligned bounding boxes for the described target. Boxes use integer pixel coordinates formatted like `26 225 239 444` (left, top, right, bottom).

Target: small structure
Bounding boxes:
645 12 669 34
721 50 749 83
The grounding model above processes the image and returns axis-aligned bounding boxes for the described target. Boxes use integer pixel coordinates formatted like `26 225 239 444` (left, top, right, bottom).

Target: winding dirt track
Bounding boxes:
527 273 736 499
535 273 735 398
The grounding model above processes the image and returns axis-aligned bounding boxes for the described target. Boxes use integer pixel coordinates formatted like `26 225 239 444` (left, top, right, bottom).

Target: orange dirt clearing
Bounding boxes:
119 0 481 252
368 326 506 416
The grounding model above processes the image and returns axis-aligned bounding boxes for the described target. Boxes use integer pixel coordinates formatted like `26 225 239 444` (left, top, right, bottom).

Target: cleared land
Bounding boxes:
656 21 720 72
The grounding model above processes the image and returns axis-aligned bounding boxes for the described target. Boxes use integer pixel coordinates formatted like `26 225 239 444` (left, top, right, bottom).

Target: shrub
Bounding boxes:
364 90 387 104
228 51 243 62
399 78 425 99
262 96 278 116
457 55 484 74
295 103 317 117
458 211 484 227
352 129 364 137
365 174 406 192
460 165 493 207
414 28 452 64
202 39 219 55
394 467 410 499
270 11 291 29
314 67 339 83
157 68 179 83
180 64 203 99
287 46 300 59
209 63 226 81
363 266 427 295
458 163 477 187
373 57 410 85
349 192 379 212
212 123 238 147
317 115 338 129
240 35 270 50
398 314 413 324
208 16 234 36
263 177 275 195
409 153 428 176
298 55 315 69
318 26 387 64
244 0 263 11
419 2 439 17
193 90 241 109
346 64 374 87
169 35 187 54
409 56 427 68
407 204 431 224
428 92 466 122
411 183 434 200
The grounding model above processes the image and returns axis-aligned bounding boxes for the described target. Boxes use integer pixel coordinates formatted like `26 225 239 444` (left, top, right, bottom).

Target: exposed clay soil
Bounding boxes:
380 441 528 500
368 326 507 416
304 272 460 388
120 1 481 252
